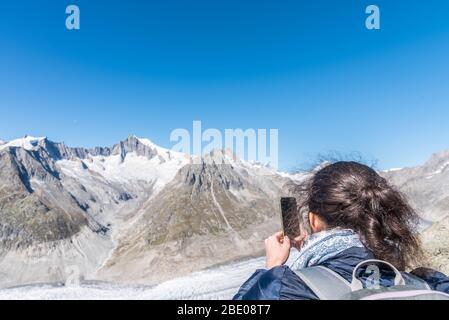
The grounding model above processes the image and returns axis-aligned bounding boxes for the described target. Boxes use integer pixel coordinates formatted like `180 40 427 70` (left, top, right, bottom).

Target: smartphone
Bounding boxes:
280 197 302 239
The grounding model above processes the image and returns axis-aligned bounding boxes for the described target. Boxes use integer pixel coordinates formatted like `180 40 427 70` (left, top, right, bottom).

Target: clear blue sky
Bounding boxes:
1 0 449 170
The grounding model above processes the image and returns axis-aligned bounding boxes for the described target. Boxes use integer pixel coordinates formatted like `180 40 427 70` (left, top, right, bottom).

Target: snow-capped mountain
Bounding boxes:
0 135 448 289
0 135 303 288
98 151 294 284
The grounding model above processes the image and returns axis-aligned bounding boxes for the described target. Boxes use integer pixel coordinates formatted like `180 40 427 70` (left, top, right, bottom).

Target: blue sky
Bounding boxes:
1 0 449 170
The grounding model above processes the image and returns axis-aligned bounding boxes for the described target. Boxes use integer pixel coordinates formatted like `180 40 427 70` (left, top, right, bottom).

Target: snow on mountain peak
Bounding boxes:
134 136 157 148
0 136 47 152
136 136 168 153
134 136 189 161
383 167 403 173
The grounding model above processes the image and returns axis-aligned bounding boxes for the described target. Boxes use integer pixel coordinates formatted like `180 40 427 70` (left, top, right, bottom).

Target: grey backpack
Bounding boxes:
294 259 449 300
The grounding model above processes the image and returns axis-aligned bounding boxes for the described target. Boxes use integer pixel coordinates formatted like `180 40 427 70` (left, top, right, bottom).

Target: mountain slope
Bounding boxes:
382 150 449 223
0 143 90 249
421 214 449 275
0 139 112 287
97 152 297 284
0 136 191 287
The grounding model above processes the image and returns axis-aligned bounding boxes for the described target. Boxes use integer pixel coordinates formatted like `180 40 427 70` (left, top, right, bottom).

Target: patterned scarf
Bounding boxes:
289 228 365 271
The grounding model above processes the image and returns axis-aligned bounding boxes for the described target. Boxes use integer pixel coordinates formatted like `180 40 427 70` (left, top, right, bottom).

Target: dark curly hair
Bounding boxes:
295 161 423 270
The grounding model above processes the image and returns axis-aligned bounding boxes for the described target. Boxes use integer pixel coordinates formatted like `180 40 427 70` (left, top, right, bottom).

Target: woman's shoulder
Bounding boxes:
278 266 319 300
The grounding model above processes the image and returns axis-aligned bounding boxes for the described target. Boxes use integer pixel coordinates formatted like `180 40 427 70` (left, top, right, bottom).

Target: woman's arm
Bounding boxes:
233 266 318 300
233 269 267 300
234 232 290 300
234 231 310 300
233 267 285 300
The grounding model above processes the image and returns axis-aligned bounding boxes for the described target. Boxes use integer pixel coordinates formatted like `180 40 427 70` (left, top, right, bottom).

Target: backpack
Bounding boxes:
293 259 449 300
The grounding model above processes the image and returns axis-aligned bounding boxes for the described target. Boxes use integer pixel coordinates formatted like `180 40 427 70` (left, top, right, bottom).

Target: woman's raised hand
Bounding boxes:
264 232 291 269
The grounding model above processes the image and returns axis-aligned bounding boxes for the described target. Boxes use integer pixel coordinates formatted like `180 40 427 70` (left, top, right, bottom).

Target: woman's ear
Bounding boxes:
309 212 326 233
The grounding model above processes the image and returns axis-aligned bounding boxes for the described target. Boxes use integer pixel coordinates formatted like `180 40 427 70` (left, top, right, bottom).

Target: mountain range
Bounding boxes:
0 135 447 288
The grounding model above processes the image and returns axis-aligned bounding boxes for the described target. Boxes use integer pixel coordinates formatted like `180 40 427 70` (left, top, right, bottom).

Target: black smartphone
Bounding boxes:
280 197 302 239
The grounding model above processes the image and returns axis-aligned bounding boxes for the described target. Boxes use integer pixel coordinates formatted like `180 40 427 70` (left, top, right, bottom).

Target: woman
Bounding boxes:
234 161 449 300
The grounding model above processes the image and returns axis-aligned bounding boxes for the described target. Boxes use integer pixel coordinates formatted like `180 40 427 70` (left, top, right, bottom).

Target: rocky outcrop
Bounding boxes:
421 215 449 275
34 136 159 161
0 138 119 287
0 146 90 250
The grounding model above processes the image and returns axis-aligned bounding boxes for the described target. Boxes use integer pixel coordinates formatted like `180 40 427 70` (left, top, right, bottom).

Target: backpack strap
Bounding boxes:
293 266 352 300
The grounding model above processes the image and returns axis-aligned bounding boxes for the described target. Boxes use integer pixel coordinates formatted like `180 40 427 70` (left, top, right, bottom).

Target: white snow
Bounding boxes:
136 137 173 155
58 150 190 194
0 251 300 300
429 161 449 176
383 168 403 173
0 136 46 152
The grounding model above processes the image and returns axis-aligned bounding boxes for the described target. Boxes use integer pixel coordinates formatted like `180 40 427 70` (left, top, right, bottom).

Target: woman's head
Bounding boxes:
296 161 422 270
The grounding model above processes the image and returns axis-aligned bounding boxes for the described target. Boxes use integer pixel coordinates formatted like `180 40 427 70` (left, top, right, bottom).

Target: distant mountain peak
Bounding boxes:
0 135 190 163
423 149 449 170
0 136 47 152
134 136 158 149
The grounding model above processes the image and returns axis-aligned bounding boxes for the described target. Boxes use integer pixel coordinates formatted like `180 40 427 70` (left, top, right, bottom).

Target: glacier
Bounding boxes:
0 252 300 300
